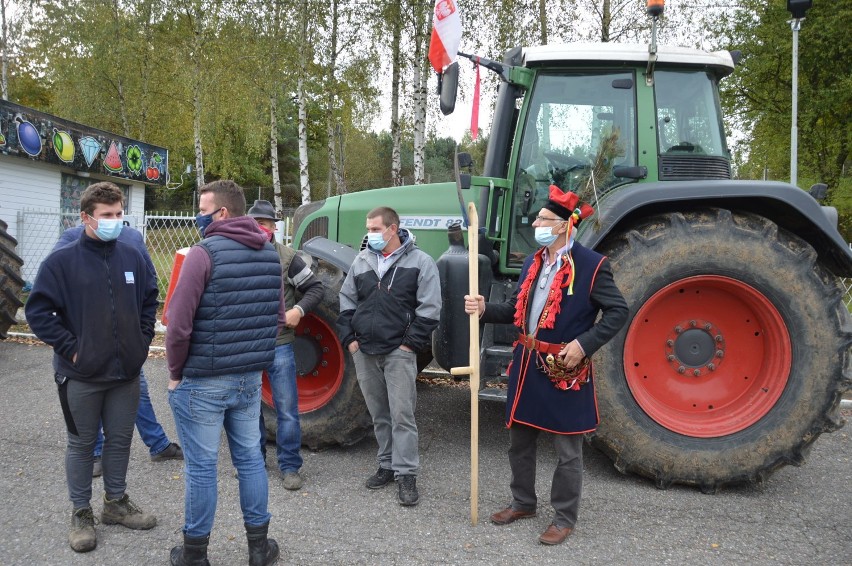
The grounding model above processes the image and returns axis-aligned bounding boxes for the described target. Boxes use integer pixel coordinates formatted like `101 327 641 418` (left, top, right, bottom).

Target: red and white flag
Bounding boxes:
428 0 462 73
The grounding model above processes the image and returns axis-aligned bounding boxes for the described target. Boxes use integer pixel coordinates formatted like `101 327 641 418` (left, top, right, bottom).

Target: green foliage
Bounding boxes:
716 0 851 240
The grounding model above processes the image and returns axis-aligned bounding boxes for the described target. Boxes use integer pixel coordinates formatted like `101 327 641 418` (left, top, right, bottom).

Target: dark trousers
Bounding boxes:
58 376 140 509
508 423 584 529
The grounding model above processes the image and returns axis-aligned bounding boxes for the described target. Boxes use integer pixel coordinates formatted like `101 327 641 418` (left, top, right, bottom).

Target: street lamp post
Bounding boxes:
787 0 812 188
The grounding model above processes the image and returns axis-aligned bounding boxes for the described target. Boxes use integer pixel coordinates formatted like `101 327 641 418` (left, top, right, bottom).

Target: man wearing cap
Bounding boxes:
248 200 324 490
464 185 628 545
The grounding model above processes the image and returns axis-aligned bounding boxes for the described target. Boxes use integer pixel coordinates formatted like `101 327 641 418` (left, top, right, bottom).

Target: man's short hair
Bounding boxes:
198 180 247 216
367 206 399 229
80 182 124 215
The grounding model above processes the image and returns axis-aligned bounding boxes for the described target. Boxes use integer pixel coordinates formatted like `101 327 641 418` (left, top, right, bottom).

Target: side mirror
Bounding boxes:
439 62 459 116
808 183 828 201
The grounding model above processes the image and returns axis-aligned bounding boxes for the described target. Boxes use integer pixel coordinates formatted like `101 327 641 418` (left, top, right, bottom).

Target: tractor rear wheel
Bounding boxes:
593 209 852 491
261 257 371 450
0 219 24 339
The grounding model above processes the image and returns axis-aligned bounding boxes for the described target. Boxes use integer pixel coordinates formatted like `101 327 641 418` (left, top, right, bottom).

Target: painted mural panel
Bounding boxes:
0 99 169 187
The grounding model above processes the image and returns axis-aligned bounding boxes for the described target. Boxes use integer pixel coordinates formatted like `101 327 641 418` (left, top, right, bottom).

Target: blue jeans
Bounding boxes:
94 368 170 458
258 343 302 473
169 372 271 538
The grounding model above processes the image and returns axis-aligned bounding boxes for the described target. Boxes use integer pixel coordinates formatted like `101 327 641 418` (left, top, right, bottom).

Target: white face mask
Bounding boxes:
534 226 559 247
90 217 123 241
366 227 390 251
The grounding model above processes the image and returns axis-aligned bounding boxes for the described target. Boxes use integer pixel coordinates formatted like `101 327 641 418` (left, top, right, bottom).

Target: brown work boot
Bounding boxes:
539 523 573 545
101 493 157 530
490 506 536 525
69 507 97 552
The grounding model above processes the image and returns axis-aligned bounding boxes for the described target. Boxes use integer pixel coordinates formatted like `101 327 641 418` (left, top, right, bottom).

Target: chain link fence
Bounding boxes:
11 207 852 311
15 208 294 301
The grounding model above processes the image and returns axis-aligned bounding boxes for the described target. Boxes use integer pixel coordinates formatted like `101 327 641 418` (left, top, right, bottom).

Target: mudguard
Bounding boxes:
579 180 852 276
302 236 358 274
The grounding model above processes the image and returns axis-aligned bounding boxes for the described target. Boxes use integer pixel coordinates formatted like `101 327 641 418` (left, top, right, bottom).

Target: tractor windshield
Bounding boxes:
509 71 636 263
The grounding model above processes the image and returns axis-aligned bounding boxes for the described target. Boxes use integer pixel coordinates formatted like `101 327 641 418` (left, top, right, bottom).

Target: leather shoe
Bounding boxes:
490 506 536 525
539 523 573 545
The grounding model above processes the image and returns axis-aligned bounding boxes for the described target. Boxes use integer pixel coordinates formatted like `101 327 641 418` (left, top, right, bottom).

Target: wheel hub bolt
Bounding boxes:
715 350 724 358
704 323 712 331
689 320 696 327
677 366 686 374
666 339 674 347
693 369 701 376
707 363 716 371
715 335 723 342
667 354 675 361
674 326 682 334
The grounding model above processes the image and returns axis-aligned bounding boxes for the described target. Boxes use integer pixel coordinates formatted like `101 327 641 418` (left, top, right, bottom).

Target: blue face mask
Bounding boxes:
534 225 560 247
91 217 123 241
195 208 222 237
366 227 390 251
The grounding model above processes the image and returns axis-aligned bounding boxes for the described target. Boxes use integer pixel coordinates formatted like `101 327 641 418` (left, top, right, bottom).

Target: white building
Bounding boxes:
0 100 168 284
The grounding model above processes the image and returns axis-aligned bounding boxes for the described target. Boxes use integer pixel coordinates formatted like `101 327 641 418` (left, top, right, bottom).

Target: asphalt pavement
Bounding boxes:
0 340 850 566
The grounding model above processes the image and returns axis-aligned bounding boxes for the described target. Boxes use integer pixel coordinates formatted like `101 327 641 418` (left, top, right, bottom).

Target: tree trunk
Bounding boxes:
413 3 432 185
270 94 283 213
326 0 346 195
538 0 548 45
1 1 8 100
390 3 402 187
298 76 311 204
601 0 611 43
192 20 204 189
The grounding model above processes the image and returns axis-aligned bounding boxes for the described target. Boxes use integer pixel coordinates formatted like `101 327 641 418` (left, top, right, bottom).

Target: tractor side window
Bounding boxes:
509 71 636 265
655 70 728 157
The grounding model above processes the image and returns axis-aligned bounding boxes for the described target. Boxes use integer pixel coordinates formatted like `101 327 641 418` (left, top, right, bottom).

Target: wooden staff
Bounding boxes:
450 202 480 525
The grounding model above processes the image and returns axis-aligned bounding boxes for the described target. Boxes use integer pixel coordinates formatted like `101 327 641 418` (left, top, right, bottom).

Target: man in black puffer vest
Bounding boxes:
166 180 283 566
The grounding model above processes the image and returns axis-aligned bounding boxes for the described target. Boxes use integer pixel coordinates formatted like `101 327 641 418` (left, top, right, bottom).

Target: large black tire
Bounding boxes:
262 257 372 450
0 219 24 339
592 209 852 492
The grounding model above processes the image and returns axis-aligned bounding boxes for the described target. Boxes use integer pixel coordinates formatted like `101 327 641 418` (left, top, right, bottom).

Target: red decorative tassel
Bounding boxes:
471 62 480 140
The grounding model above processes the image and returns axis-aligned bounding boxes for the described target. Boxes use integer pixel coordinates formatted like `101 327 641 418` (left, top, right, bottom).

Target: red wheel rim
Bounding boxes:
261 313 345 413
623 276 791 437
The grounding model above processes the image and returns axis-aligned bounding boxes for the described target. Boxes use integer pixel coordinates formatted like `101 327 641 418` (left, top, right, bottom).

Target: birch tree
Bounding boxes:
412 2 433 184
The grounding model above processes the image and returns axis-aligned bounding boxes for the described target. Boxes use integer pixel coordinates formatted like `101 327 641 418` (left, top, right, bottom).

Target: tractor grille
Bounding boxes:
659 155 731 181
301 216 329 242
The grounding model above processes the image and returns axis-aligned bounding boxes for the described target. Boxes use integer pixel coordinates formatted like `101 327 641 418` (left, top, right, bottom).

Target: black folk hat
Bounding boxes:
247 199 280 221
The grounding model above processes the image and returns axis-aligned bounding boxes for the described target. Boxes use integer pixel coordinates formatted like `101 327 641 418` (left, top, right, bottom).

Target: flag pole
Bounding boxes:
450 201 480 525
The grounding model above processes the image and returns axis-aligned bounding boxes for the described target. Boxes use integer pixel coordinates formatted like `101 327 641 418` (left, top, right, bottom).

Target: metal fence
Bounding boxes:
15 208 294 300
11 207 852 310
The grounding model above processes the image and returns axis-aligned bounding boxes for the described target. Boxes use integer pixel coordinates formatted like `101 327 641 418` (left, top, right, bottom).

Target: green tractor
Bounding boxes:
270 40 852 491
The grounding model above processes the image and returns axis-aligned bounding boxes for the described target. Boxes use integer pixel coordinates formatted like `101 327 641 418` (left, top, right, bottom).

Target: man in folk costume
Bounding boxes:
464 184 628 545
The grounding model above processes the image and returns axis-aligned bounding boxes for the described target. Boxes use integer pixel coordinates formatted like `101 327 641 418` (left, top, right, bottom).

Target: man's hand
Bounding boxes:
72 352 77 364
168 379 180 391
557 339 585 369
348 341 359 354
399 345 413 353
464 294 485 316
284 307 303 329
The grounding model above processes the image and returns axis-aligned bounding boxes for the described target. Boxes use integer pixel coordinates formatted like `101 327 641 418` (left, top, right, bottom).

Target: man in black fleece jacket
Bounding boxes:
26 182 159 553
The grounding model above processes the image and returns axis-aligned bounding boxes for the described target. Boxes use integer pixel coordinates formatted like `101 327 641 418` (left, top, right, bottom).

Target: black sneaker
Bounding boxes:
151 442 183 462
365 467 395 489
398 475 419 506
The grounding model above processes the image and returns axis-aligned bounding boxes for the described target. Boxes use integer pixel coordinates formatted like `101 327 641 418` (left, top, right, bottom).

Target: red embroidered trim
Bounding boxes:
514 236 576 331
